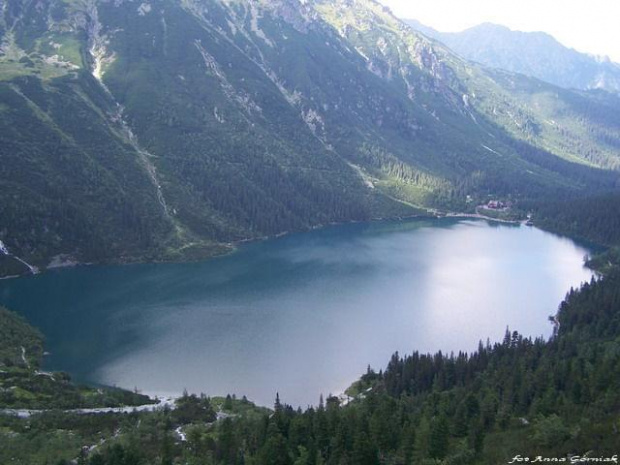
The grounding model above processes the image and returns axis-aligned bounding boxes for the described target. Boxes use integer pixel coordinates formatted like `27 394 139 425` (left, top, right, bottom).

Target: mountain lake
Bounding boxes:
0 218 595 407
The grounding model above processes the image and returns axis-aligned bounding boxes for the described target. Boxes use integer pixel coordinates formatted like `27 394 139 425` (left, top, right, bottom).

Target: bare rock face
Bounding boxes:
269 0 318 34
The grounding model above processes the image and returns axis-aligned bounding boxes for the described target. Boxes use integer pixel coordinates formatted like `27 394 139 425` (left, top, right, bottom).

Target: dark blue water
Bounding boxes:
0 218 593 407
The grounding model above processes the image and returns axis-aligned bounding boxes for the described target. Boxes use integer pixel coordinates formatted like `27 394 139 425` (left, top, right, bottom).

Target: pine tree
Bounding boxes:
429 414 450 460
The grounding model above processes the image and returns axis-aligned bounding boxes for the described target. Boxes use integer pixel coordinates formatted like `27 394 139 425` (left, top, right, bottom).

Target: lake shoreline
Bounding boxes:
0 208 524 280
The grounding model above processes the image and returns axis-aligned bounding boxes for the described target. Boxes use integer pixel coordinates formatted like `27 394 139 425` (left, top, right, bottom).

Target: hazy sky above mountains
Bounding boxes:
379 0 620 63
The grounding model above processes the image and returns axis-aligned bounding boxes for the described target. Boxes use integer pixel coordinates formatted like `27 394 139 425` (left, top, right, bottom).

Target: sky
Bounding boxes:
378 0 620 63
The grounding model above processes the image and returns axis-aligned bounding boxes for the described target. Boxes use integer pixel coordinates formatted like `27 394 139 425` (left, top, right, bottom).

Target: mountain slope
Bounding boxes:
1 0 620 273
404 19 620 94
313 0 620 183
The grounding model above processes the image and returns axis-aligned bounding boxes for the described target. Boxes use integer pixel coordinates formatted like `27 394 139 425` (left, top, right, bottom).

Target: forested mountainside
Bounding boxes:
521 193 620 247
404 20 620 94
2 0 620 273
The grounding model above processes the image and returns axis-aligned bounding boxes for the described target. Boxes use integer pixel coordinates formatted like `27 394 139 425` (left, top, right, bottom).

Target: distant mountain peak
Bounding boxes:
474 22 511 31
403 18 620 93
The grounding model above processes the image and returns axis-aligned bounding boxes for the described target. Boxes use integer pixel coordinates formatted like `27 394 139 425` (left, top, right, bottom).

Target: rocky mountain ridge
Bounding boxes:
404 19 620 94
